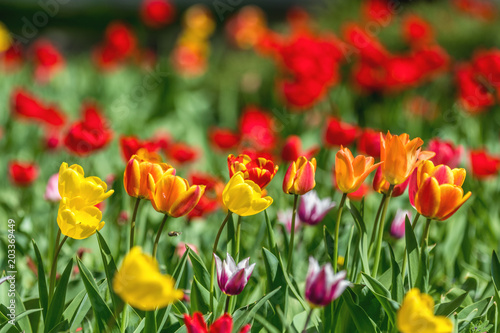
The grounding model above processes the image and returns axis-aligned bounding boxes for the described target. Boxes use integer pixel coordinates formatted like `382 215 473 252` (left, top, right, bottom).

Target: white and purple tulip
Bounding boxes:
214 253 255 296
277 209 301 233
298 190 336 226
305 257 350 307
390 209 411 239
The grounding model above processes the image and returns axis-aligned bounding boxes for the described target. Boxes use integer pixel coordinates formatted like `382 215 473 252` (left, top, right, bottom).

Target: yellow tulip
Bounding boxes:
58 162 114 206
222 172 273 216
113 247 183 311
397 288 453 333
57 197 105 240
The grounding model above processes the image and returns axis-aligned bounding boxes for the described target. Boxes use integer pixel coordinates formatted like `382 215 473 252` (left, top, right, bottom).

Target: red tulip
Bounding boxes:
184 312 250 333
32 40 64 83
456 64 495 113
343 24 389 66
402 15 434 47
324 118 359 147
9 161 39 187
357 129 381 159
64 102 112 156
427 139 463 168
239 106 277 151
187 172 223 219
209 128 241 151
281 135 302 162
281 78 325 109
470 149 500 178
362 0 393 22
141 0 175 28
167 142 198 164
119 135 161 162
11 88 65 127
94 22 137 70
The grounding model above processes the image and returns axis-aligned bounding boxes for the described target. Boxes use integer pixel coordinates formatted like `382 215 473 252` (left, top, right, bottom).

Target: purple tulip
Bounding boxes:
390 209 411 239
214 253 255 296
277 209 301 233
298 190 336 225
44 173 61 202
305 257 350 307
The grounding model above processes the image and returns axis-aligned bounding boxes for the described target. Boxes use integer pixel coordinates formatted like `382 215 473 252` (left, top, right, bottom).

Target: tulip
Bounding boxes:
9 161 39 187
167 142 199 165
119 135 161 162
148 170 205 218
277 209 301 232
57 197 105 240
209 128 241 151
372 166 410 198
324 118 359 148
187 172 224 219
335 146 381 194
357 128 381 159
58 162 114 206
470 149 500 178
113 247 183 311
283 156 317 195
183 312 251 333
11 88 66 127
239 106 277 151
410 160 471 221
214 253 255 296
390 209 411 239
140 0 175 28
44 173 61 202
305 257 350 307
281 135 302 162
380 131 435 185
228 153 278 189
124 149 173 199
397 288 453 333
222 172 273 216
298 190 336 226
427 139 463 169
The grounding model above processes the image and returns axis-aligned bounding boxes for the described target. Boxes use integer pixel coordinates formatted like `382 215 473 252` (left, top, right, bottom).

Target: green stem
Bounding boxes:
401 212 420 279
210 211 233 316
372 185 394 277
421 218 432 249
368 194 387 258
48 229 68 298
302 308 314 333
287 194 299 274
225 296 231 314
152 214 168 259
333 193 348 273
129 198 141 251
235 216 242 261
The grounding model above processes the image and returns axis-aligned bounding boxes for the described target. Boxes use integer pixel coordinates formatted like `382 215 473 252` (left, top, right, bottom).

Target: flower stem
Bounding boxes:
152 214 168 259
302 308 314 333
372 185 394 277
287 194 299 274
333 193 348 273
129 198 141 251
421 218 432 249
48 229 68 298
209 211 232 317
401 212 420 279
224 296 231 314
368 194 386 258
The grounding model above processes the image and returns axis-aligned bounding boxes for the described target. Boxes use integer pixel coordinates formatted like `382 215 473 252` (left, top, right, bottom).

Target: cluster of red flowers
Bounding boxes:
456 49 500 113
93 22 138 70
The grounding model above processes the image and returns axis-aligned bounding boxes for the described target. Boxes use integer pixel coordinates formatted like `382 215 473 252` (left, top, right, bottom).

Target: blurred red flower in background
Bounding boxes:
11 88 66 127
32 40 64 83
362 0 394 22
94 22 137 70
225 6 267 50
324 118 359 147
167 142 198 164
209 128 241 151
187 172 224 219
357 128 381 159
470 149 500 178
141 0 175 28
1 45 23 71
239 106 277 152
427 138 463 168
281 135 318 162
9 161 39 187
120 135 162 162
64 102 112 156
402 15 434 47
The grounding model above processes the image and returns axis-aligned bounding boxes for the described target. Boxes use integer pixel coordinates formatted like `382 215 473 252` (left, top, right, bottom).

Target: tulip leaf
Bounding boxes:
342 289 379 333
388 246 404 304
361 273 399 326
144 311 156 333
261 247 286 330
188 248 211 292
344 226 355 274
65 288 90 331
191 277 211 314
14 292 34 333
323 226 335 262
232 286 281 332
32 240 48 320
491 251 500 295
359 235 371 276
405 215 419 288
456 297 493 331
44 258 73 333
76 259 118 332
348 201 367 234
415 239 430 293
434 290 468 317
96 231 123 313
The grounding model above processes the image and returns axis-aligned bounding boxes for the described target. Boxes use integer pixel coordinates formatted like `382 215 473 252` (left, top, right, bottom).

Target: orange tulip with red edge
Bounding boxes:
283 156 316 195
335 146 382 193
228 154 278 189
380 131 435 185
147 171 205 218
412 160 471 221
123 149 173 200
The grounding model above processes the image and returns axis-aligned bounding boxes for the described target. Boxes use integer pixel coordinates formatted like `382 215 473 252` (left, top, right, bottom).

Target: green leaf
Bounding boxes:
190 277 211 314
324 226 335 262
96 231 123 312
388 246 403 304
144 311 156 333
342 289 379 333
348 202 367 234
344 226 355 274
44 258 73 333
434 291 468 317
232 287 281 332
361 273 399 326
66 289 90 331
359 236 371 276
456 297 493 331
188 248 211 291
32 240 48 321
77 259 118 332
405 215 419 288
15 293 33 333
415 239 430 292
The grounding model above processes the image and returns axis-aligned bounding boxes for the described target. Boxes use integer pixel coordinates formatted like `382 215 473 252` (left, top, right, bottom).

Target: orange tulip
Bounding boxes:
227 154 278 189
412 160 471 221
283 156 316 195
335 146 382 193
124 149 172 199
148 170 205 218
380 132 434 185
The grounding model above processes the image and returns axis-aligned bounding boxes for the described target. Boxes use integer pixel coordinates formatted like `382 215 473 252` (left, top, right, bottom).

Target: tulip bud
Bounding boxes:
283 156 317 195
305 257 350 307
214 253 255 296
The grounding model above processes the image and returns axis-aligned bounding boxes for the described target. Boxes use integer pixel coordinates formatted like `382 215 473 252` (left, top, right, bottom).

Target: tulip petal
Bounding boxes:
293 161 316 195
169 185 205 217
246 196 273 216
415 177 440 218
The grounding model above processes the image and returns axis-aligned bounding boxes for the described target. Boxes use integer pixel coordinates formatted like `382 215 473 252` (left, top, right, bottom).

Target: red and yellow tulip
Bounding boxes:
283 156 316 195
227 153 278 189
